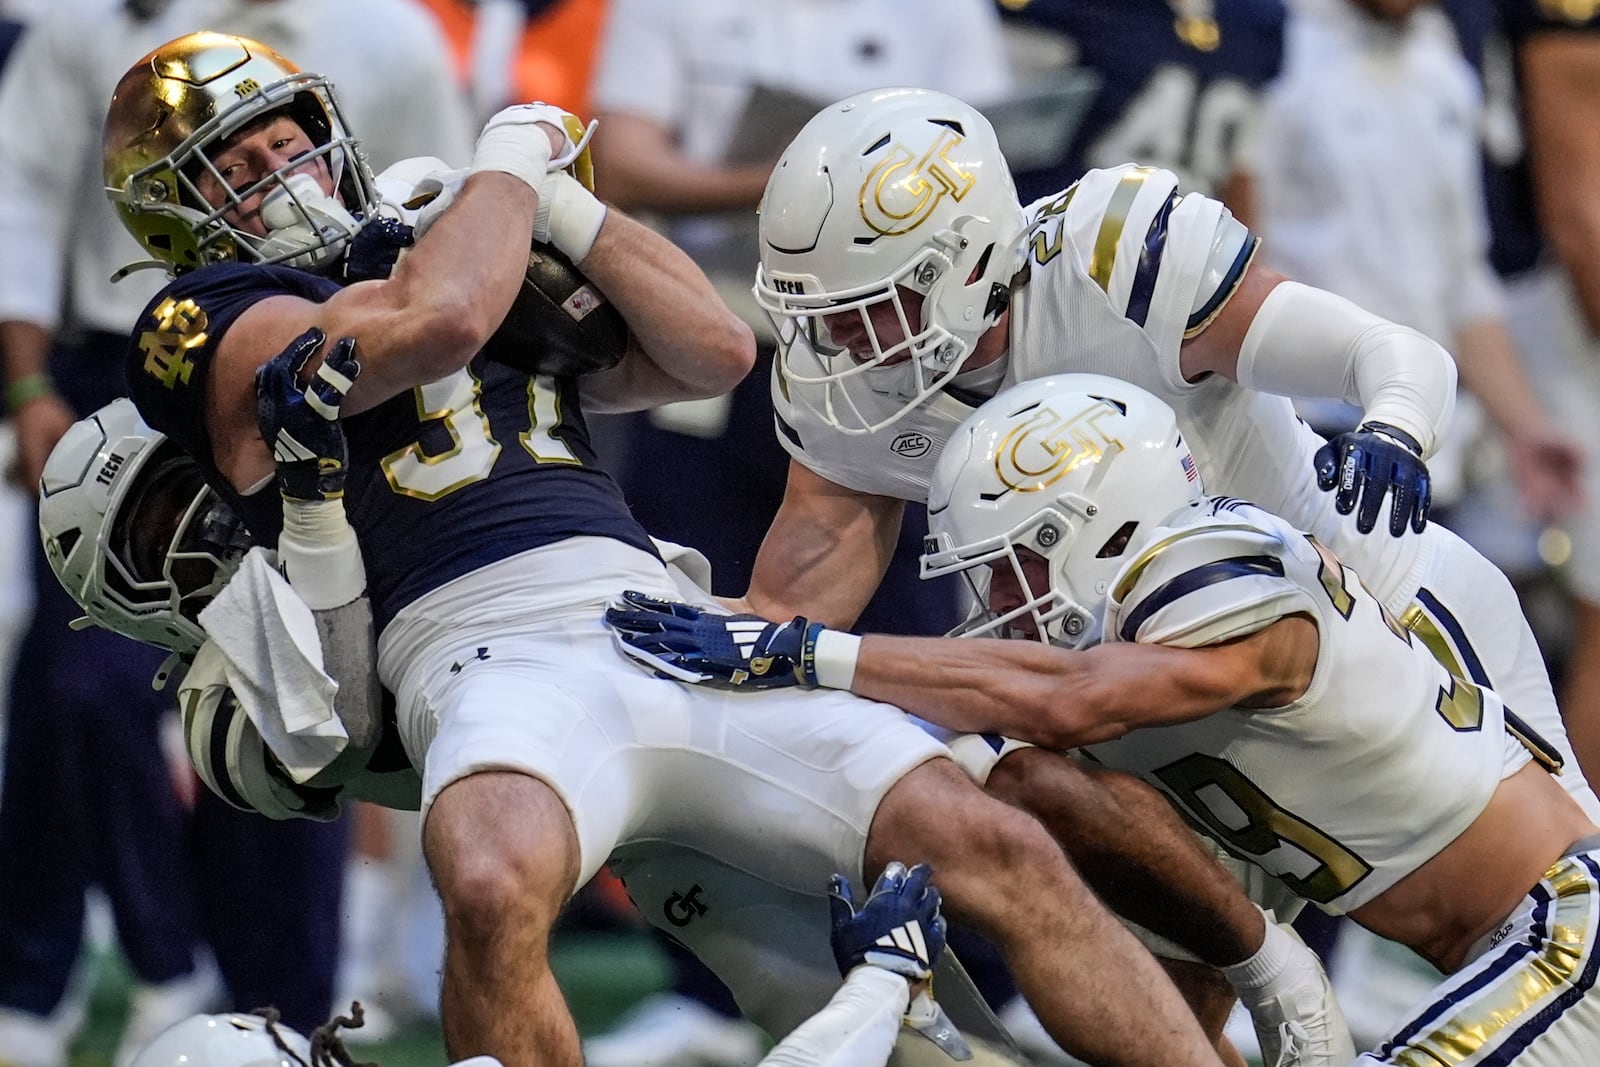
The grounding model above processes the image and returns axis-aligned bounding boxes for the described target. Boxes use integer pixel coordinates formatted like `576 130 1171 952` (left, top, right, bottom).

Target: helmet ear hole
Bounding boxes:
1095 521 1139 560
54 527 83 559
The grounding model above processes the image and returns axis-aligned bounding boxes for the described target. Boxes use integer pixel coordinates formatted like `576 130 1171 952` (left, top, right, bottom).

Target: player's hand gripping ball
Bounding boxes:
480 241 629 378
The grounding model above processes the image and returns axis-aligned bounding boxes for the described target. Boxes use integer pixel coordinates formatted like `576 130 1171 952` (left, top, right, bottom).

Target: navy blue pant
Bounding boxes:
0 333 346 1031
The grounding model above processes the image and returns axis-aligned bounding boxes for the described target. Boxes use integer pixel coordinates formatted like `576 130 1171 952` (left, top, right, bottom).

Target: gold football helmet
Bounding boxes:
103 31 378 274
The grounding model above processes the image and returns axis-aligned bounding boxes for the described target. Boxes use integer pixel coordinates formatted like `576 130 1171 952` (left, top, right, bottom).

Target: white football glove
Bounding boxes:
470 103 606 261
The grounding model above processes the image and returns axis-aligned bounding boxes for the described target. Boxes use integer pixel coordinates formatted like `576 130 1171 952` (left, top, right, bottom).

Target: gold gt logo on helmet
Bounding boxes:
994 401 1124 493
859 129 975 237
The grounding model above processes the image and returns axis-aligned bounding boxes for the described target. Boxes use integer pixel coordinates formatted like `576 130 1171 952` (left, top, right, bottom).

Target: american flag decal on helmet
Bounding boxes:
1181 452 1199 482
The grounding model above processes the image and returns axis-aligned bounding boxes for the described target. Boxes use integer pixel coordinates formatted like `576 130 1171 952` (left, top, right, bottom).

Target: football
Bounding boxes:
480 241 630 377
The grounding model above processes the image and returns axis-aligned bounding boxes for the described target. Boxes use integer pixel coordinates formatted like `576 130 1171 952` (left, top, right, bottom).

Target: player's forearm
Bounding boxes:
741 474 901 630
849 636 1245 748
356 173 537 383
848 636 1125 748
744 543 883 632
1234 281 1458 457
576 210 755 410
1 320 51 385
758 967 909 1067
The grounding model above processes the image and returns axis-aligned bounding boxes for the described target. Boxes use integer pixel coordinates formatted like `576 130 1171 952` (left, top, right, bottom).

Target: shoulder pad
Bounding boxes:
1107 512 1318 648
1043 166 1254 344
1056 165 1182 305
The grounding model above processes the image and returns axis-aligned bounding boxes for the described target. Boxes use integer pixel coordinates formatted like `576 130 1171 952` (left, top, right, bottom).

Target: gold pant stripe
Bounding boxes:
1381 855 1599 1065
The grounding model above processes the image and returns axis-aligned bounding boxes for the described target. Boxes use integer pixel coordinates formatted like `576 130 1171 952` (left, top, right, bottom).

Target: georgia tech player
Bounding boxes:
94 33 1230 1067
736 85 1600 826
609 373 1600 1066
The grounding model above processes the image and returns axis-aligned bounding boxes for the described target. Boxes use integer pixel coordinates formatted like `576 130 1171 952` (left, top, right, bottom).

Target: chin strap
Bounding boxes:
109 259 174 283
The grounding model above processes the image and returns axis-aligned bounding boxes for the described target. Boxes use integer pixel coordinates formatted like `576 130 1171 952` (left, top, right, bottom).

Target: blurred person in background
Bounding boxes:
0 2 471 1064
1195 0 1589 1046
1440 0 1600 794
0 1 30 829
994 0 1286 219
580 5 1014 1063
414 0 610 123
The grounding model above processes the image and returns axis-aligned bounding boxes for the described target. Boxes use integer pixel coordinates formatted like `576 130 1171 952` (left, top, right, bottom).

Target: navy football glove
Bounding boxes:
255 328 360 503
829 863 947 982
1313 420 1432 537
340 215 414 283
604 590 824 689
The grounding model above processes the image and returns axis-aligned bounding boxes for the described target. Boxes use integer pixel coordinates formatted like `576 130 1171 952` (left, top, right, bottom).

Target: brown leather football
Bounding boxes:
480 242 629 377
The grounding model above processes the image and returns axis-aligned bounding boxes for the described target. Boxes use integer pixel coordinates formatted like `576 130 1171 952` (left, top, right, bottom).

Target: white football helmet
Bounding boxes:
754 87 1027 434
128 1012 310 1067
39 399 250 655
103 31 378 275
921 373 1204 648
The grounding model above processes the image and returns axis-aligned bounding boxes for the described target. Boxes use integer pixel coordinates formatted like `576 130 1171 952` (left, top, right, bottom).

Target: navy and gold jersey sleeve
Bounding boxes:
123 263 341 476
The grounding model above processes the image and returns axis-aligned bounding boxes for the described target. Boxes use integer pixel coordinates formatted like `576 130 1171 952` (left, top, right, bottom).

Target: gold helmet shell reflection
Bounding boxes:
103 31 377 274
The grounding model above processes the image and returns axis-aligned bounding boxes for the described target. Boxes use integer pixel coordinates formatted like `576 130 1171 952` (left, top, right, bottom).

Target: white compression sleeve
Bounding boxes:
278 498 383 761
1234 281 1457 457
759 968 910 1067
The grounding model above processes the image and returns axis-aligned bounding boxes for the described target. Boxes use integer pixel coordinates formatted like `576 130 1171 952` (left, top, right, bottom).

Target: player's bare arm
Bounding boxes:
204 171 541 489
732 460 906 629
575 208 756 413
1175 260 1285 382
848 616 1318 749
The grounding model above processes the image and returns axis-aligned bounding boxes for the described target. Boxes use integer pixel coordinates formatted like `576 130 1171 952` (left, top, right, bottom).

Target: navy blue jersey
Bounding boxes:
1443 0 1600 278
998 0 1285 203
125 262 658 631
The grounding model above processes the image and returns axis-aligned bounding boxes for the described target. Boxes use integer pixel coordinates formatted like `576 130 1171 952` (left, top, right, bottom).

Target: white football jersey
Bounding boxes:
773 164 1428 611
1084 498 1531 914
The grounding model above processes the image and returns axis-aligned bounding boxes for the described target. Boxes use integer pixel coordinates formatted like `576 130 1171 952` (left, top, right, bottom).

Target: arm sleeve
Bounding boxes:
1234 281 1458 457
278 499 383 755
759 968 910 1067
